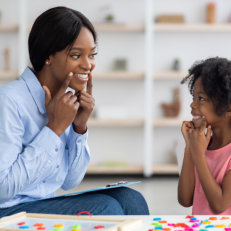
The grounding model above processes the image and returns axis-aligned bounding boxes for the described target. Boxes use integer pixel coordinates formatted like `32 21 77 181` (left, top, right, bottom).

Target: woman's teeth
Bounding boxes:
75 74 88 79
193 115 202 120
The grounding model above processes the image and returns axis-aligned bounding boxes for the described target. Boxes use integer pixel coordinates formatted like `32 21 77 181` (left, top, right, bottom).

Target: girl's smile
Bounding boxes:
192 114 203 121
191 113 207 128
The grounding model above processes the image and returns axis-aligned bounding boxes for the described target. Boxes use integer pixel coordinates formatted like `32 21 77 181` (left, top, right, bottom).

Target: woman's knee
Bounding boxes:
105 187 149 215
88 194 124 215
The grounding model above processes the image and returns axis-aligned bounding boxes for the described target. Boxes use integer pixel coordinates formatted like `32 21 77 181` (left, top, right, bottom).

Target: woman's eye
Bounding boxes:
71 54 80 59
90 53 98 58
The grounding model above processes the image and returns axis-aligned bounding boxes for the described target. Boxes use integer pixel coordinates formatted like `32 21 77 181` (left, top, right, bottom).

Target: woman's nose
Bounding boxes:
80 57 92 70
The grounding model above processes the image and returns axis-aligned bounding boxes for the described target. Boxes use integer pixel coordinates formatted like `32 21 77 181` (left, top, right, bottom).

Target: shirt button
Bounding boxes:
43 180 46 183
56 165 59 168
55 148 58 152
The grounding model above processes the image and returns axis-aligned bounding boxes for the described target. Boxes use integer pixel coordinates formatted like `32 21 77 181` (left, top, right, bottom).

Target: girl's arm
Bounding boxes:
178 145 195 207
178 121 195 207
194 155 231 213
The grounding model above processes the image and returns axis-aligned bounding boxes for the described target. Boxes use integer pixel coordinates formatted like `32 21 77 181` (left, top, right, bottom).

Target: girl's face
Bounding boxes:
49 27 97 91
190 78 222 128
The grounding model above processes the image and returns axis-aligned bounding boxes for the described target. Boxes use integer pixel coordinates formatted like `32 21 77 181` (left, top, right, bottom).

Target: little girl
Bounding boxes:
178 57 231 215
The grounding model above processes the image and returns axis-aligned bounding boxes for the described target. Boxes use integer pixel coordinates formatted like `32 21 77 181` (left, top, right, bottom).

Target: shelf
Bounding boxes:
88 118 144 127
94 71 187 80
154 71 188 80
87 164 144 175
0 70 18 80
94 23 144 32
86 163 179 175
153 118 182 127
154 23 231 32
152 164 179 175
0 24 18 32
94 71 144 79
88 118 182 127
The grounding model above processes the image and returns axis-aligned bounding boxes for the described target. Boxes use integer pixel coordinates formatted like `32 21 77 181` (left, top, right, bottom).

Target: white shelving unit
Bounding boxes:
1 0 231 176
0 0 27 82
154 23 231 32
151 0 231 176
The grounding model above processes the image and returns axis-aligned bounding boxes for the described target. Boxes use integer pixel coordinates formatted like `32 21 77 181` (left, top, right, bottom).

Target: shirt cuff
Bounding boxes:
68 123 88 146
33 126 62 155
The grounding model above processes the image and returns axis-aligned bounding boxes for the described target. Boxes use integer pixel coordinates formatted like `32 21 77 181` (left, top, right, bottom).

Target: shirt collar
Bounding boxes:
20 67 46 114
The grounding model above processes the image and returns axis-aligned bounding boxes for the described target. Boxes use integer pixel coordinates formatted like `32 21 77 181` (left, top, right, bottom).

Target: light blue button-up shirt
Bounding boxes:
0 67 90 208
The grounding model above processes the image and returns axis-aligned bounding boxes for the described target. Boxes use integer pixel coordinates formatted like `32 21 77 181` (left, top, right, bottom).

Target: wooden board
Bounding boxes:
0 212 142 231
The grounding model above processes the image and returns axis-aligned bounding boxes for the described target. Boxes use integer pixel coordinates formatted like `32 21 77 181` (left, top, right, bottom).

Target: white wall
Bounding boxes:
1 0 231 171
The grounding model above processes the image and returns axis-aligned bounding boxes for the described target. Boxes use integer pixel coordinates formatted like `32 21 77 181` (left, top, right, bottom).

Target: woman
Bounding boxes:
0 6 149 216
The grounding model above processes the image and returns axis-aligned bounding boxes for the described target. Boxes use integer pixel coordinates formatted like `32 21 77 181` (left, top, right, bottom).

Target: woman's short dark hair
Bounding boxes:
181 57 231 116
28 6 97 72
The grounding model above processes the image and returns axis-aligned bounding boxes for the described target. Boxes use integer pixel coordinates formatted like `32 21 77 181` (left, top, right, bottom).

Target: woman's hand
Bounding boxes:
43 73 80 136
73 72 95 134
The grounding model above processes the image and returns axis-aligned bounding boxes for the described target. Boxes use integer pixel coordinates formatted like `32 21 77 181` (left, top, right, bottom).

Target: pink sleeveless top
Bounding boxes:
193 142 231 215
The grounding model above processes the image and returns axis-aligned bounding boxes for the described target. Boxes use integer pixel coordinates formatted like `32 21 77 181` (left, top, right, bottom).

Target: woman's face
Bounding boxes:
49 27 97 91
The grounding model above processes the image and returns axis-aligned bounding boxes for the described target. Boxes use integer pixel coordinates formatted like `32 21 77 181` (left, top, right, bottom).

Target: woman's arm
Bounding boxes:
61 125 90 190
61 74 94 190
0 95 62 201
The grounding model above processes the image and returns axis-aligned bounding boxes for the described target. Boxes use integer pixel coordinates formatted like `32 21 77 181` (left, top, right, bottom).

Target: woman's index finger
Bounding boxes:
56 72 73 98
86 72 93 95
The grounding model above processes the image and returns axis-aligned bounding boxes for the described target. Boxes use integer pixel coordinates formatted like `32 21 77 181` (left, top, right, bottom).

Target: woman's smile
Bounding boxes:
74 73 89 82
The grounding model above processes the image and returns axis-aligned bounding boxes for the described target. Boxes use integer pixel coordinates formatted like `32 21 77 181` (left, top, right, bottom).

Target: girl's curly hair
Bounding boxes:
181 57 231 116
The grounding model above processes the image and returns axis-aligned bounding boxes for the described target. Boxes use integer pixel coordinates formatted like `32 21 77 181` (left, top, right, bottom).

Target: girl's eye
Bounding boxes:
71 54 80 59
198 96 205 101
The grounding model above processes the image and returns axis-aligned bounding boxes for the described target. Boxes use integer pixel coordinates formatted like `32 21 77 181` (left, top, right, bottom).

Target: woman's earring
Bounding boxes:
45 60 50 65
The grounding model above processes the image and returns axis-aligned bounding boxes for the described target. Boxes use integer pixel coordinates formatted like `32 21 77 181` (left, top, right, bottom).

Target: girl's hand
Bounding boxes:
43 73 80 136
188 118 212 162
73 72 95 134
181 121 194 145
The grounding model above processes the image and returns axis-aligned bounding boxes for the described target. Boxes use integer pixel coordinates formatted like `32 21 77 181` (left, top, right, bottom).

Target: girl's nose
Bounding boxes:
190 100 196 109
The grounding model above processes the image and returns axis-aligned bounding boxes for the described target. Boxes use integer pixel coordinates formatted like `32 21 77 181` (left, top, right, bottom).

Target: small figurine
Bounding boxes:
113 58 127 71
207 2 216 24
104 14 114 22
161 88 180 117
3 47 10 71
172 58 181 71
100 5 115 23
